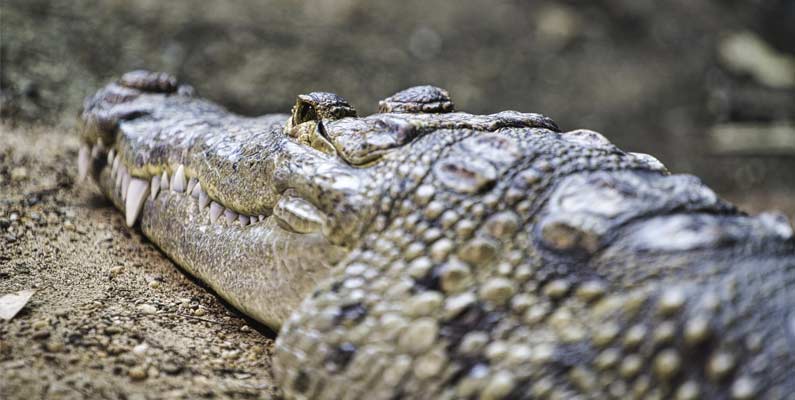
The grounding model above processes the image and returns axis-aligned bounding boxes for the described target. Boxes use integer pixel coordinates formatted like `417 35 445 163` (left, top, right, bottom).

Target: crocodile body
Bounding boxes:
79 71 795 399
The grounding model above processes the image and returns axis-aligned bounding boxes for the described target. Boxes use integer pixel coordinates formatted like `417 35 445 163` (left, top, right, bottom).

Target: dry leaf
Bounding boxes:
0 289 36 321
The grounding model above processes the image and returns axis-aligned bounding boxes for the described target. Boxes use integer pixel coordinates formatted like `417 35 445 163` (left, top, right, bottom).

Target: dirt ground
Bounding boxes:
0 124 280 399
1 122 794 400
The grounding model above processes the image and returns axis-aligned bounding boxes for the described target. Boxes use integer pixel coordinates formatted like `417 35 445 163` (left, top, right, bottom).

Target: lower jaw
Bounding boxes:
95 163 348 329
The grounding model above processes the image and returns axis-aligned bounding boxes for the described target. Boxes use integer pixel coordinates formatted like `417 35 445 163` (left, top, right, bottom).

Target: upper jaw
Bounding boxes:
78 72 378 248
78 71 562 247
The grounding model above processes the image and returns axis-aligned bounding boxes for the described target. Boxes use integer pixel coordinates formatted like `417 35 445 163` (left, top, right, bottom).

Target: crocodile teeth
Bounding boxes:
224 208 238 224
273 192 325 233
209 202 224 224
111 155 120 178
91 144 102 159
107 149 115 166
258 215 266 222
191 182 202 198
150 175 161 200
171 165 186 193
116 165 128 200
239 215 250 226
78 145 90 181
121 171 131 201
125 178 149 227
187 177 197 195
198 190 210 208
116 165 126 195
160 171 169 190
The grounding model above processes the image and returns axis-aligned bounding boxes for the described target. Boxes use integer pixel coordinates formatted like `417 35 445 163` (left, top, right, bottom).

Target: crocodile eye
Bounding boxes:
287 92 358 155
290 92 358 127
293 101 318 125
377 85 455 114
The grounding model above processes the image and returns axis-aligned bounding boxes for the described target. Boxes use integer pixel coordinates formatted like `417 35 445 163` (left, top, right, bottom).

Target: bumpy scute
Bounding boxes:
378 85 455 113
119 70 179 93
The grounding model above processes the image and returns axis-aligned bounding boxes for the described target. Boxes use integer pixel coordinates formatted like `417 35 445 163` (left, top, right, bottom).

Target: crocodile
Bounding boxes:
78 70 795 399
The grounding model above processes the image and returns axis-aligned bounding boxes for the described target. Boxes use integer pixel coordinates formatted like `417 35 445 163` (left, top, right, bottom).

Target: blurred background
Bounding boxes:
2 0 794 210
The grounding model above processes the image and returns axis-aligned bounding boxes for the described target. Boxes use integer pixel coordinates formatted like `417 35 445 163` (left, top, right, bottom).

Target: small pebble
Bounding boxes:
105 325 123 335
45 341 65 353
11 167 28 181
137 304 157 314
32 329 51 340
133 343 149 354
148 280 161 289
128 366 148 381
32 320 50 330
161 361 183 375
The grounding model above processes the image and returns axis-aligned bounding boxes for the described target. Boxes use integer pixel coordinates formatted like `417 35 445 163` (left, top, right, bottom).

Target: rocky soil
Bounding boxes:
0 124 280 399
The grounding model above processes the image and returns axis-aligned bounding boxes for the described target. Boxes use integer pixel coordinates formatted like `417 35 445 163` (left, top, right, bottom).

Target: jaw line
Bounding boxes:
88 151 350 329
77 81 380 328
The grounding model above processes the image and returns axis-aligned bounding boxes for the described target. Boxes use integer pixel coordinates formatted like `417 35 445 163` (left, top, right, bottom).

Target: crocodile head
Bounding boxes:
77 71 568 327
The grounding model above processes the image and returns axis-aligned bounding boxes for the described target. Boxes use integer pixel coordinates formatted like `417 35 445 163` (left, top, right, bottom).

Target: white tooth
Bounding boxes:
112 155 120 178
239 215 250 226
160 171 169 190
150 175 161 200
121 171 131 201
198 189 210 208
107 149 115 166
258 215 266 222
91 144 102 159
224 208 237 224
78 145 90 181
187 177 197 194
191 181 202 198
115 165 125 193
171 165 186 193
250 216 258 225
125 178 149 227
210 202 224 224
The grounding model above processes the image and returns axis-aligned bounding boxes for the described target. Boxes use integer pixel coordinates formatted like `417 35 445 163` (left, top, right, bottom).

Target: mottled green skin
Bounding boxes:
80 72 795 399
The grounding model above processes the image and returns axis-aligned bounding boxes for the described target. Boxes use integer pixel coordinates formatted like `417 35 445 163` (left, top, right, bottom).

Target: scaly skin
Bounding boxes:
79 71 795 399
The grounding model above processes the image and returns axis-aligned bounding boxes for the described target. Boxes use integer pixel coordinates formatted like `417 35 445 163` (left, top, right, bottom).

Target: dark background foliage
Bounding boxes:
2 0 794 194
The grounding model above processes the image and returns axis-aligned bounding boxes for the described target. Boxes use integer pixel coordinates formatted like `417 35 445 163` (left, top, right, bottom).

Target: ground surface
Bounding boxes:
1 123 794 400
0 124 280 399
